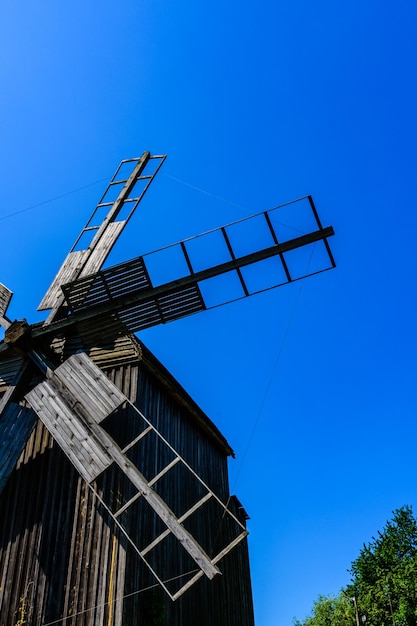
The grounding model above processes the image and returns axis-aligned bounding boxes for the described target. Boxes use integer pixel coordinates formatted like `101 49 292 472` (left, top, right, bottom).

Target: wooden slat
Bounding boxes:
88 335 142 368
0 349 254 624
40 153 165 322
63 257 151 311
85 419 221 580
53 353 126 424
25 380 114 483
171 532 249 601
121 425 153 454
141 493 214 557
38 250 89 311
148 456 181 487
0 354 25 393
25 353 222 581
0 403 37 494
0 284 12 327
80 221 124 277
38 223 123 312
0 359 28 417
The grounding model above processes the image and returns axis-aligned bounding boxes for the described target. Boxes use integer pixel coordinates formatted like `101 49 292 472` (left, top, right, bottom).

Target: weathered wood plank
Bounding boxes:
0 283 12 328
25 380 114 482
53 352 126 423
0 283 12 314
38 250 89 311
0 339 254 624
28 355 222 581
0 402 37 494
0 355 26 400
80 221 125 278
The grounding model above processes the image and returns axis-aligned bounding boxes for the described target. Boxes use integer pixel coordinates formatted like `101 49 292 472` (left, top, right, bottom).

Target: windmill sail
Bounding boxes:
55 196 335 342
0 283 12 329
38 152 166 321
0 152 336 622
25 352 247 600
0 402 37 493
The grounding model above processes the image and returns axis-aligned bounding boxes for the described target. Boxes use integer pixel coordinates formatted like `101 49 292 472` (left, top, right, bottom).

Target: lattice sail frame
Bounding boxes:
0 152 336 601
25 352 248 600
56 196 335 344
38 153 166 322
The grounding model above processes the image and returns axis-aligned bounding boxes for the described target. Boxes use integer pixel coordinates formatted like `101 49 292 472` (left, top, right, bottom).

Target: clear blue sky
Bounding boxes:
1 2 417 624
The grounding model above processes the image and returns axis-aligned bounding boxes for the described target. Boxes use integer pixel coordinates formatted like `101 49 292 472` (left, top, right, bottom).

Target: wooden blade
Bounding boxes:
0 402 37 494
25 353 222 587
51 198 335 339
38 152 166 322
0 283 12 329
0 356 28 417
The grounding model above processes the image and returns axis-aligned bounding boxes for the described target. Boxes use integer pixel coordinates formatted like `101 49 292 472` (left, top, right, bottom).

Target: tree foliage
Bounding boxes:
294 506 417 626
293 594 355 626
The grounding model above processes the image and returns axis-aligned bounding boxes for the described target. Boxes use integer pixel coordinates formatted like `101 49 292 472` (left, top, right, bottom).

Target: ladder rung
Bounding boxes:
82 225 100 232
114 490 142 519
172 570 205 601
121 425 153 454
114 456 182 519
96 197 138 208
178 491 213 522
110 173 152 186
148 457 181 487
141 492 213 556
109 179 128 185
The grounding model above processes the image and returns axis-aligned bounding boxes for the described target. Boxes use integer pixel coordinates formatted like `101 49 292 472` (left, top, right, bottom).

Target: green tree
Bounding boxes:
293 594 355 626
349 505 417 626
294 506 417 626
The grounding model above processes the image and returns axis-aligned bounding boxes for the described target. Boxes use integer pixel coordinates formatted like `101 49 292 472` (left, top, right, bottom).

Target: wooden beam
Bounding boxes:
33 225 335 340
25 353 221 580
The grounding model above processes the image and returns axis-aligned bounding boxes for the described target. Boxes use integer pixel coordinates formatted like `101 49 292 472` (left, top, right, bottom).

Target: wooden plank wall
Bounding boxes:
0 356 254 626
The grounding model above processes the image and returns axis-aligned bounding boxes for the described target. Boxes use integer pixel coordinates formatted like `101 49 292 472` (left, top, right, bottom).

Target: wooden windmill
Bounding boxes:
0 152 335 625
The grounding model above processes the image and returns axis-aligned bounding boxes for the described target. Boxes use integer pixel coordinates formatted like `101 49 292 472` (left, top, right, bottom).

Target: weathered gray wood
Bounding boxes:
121 425 153 453
52 352 126 423
24 351 221 582
39 152 166 322
140 493 214 556
0 283 12 316
0 402 37 494
148 456 181 487
40 224 334 343
81 221 124 277
0 354 25 395
0 369 26 418
0 346 255 624
87 421 221 580
0 283 12 329
38 250 89 311
25 379 114 483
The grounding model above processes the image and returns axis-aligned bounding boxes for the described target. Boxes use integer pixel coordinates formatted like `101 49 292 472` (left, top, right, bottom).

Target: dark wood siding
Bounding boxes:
0 347 254 626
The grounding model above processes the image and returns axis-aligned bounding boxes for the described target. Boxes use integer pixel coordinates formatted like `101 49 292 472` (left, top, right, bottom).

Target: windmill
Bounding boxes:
0 152 335 625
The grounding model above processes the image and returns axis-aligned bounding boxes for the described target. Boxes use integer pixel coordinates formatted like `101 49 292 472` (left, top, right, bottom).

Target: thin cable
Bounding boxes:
212 249 315 549
41 569 199 626
211 280 306 546
0 177 109 221
230 243 316 493
231 285 304 492
163 172 250 212
164 172 309 235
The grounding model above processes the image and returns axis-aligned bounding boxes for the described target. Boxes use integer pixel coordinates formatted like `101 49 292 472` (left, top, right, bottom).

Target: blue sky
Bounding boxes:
1 1 417 624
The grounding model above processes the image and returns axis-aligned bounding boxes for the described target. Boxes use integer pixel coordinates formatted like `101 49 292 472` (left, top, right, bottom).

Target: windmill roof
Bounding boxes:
0 327 235 458
45 329 235 458
138 340 235 458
